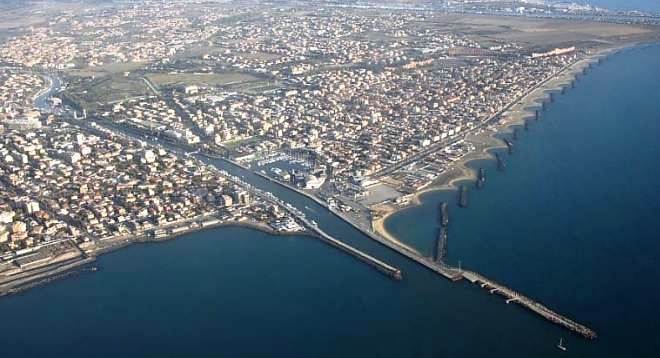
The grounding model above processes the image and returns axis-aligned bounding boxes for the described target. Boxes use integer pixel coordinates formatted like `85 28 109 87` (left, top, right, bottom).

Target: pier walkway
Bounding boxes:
462 270 597 339
333 210 597 339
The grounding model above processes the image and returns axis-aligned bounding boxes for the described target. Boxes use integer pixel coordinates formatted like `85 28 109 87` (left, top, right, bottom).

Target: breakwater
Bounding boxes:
476 168 486 189
310 224 403 280
211 146 601 338
435 202 450 263
430 188 597 339
462 271 597 339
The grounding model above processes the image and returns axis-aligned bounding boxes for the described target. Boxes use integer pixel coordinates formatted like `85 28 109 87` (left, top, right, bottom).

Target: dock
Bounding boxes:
462 270 597 339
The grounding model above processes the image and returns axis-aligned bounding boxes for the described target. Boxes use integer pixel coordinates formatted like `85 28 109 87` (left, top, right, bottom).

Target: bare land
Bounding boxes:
417 14 658 49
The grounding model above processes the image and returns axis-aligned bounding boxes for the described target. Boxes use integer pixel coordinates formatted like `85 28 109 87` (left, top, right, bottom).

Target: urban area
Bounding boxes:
0 0 657 301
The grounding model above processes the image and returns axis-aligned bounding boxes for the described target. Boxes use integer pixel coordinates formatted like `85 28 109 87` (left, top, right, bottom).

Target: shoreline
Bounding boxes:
0 220 311 297
371 44 630 243
4 42 645 299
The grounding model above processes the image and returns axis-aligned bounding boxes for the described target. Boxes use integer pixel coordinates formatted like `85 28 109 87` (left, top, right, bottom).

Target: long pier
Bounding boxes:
462 270 597 339
339 208 597 338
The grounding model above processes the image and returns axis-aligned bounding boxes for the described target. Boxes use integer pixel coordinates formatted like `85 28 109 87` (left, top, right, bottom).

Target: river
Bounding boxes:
0 45 658 357
33 73 62 112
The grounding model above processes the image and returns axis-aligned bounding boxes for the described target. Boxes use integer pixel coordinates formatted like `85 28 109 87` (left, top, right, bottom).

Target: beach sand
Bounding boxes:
371 47 622 242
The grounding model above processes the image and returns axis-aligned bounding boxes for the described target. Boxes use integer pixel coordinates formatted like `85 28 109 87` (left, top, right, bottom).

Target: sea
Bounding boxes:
0 44 659 357
588 0 660 12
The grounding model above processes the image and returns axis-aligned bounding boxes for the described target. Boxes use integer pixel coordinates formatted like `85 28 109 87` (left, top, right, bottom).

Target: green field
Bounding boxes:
61 75 151 110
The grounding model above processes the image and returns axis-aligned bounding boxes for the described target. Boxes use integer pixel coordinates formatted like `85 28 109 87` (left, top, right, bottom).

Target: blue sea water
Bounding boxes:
0 45 658 357
587 0 660 12
387 44 660 356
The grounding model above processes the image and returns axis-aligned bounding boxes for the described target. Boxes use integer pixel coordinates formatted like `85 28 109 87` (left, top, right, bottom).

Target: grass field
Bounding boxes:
62 75 151 110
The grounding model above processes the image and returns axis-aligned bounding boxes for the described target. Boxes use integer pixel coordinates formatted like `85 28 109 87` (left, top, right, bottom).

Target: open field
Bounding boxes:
62 75 151 110
65 62 148 77
145 72 259 87
416 14 658 49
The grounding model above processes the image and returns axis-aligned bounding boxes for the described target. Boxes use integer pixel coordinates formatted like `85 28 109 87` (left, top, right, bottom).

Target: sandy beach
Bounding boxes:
371 46 624 242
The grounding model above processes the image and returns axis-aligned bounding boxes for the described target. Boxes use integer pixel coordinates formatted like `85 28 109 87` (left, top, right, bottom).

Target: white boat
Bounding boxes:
557 338 567 352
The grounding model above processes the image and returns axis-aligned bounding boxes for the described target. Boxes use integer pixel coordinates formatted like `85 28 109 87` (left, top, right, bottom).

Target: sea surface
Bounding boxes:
588 0 660 12
0 45 659 357
387 44 660 356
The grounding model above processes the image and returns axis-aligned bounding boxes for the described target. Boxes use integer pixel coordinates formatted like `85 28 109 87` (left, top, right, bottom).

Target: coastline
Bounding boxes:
2 43 639 300
371 45 628 243
0 219 311 297
208 45 629 260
